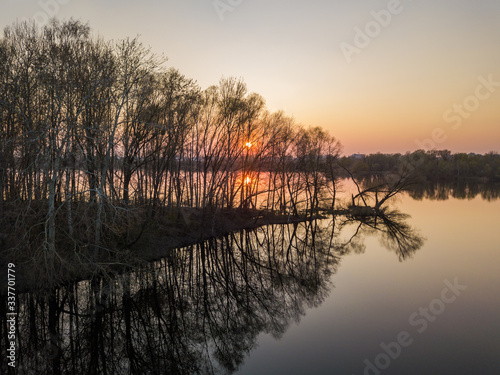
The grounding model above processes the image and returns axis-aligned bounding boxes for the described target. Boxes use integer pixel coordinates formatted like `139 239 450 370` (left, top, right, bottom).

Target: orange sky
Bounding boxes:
2 0 500 155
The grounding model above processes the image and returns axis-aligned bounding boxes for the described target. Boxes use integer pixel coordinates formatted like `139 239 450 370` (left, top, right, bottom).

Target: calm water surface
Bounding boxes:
3 186 500 374
238 192 500 375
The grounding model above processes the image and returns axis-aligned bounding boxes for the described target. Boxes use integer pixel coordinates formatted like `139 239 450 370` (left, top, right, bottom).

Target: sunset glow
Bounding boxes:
2 3 500 375
2 1 499 155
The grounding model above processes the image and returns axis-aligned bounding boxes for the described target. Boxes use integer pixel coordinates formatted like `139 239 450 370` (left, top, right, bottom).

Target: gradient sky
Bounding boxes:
2 0 499 155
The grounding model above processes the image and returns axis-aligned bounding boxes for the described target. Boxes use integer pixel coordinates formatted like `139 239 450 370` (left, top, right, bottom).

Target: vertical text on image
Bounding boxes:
6 263 17 368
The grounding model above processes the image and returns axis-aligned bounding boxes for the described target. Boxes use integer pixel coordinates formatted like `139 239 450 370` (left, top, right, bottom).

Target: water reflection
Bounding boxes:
4 213 424 374
335 209 424 261
406 181 500 201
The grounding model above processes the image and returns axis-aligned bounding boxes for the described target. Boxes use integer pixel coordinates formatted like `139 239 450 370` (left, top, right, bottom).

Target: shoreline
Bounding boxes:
0 208 324 295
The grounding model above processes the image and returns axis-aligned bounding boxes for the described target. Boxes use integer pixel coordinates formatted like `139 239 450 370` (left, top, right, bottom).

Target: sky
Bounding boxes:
2 0 499 155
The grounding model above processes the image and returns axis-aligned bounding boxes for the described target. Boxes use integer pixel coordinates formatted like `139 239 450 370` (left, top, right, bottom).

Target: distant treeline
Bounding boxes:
340 150 500 183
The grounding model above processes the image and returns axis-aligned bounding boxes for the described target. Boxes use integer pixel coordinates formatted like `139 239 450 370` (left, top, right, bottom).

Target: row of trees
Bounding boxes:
340 150 500 183
0 20 341 274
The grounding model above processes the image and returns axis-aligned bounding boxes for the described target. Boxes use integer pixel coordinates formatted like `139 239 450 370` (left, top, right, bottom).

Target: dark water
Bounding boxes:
2 186 500 374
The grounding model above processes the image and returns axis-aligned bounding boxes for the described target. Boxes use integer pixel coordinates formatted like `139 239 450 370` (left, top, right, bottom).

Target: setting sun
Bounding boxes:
2 3 499 373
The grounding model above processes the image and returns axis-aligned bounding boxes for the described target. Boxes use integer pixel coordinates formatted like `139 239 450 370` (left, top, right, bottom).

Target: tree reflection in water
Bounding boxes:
5 213 424 374
406 181 500 202
334 209 424 261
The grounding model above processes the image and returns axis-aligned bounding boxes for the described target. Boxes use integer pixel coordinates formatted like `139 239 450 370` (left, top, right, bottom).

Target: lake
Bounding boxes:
3 183 500 374
237 189 500 375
